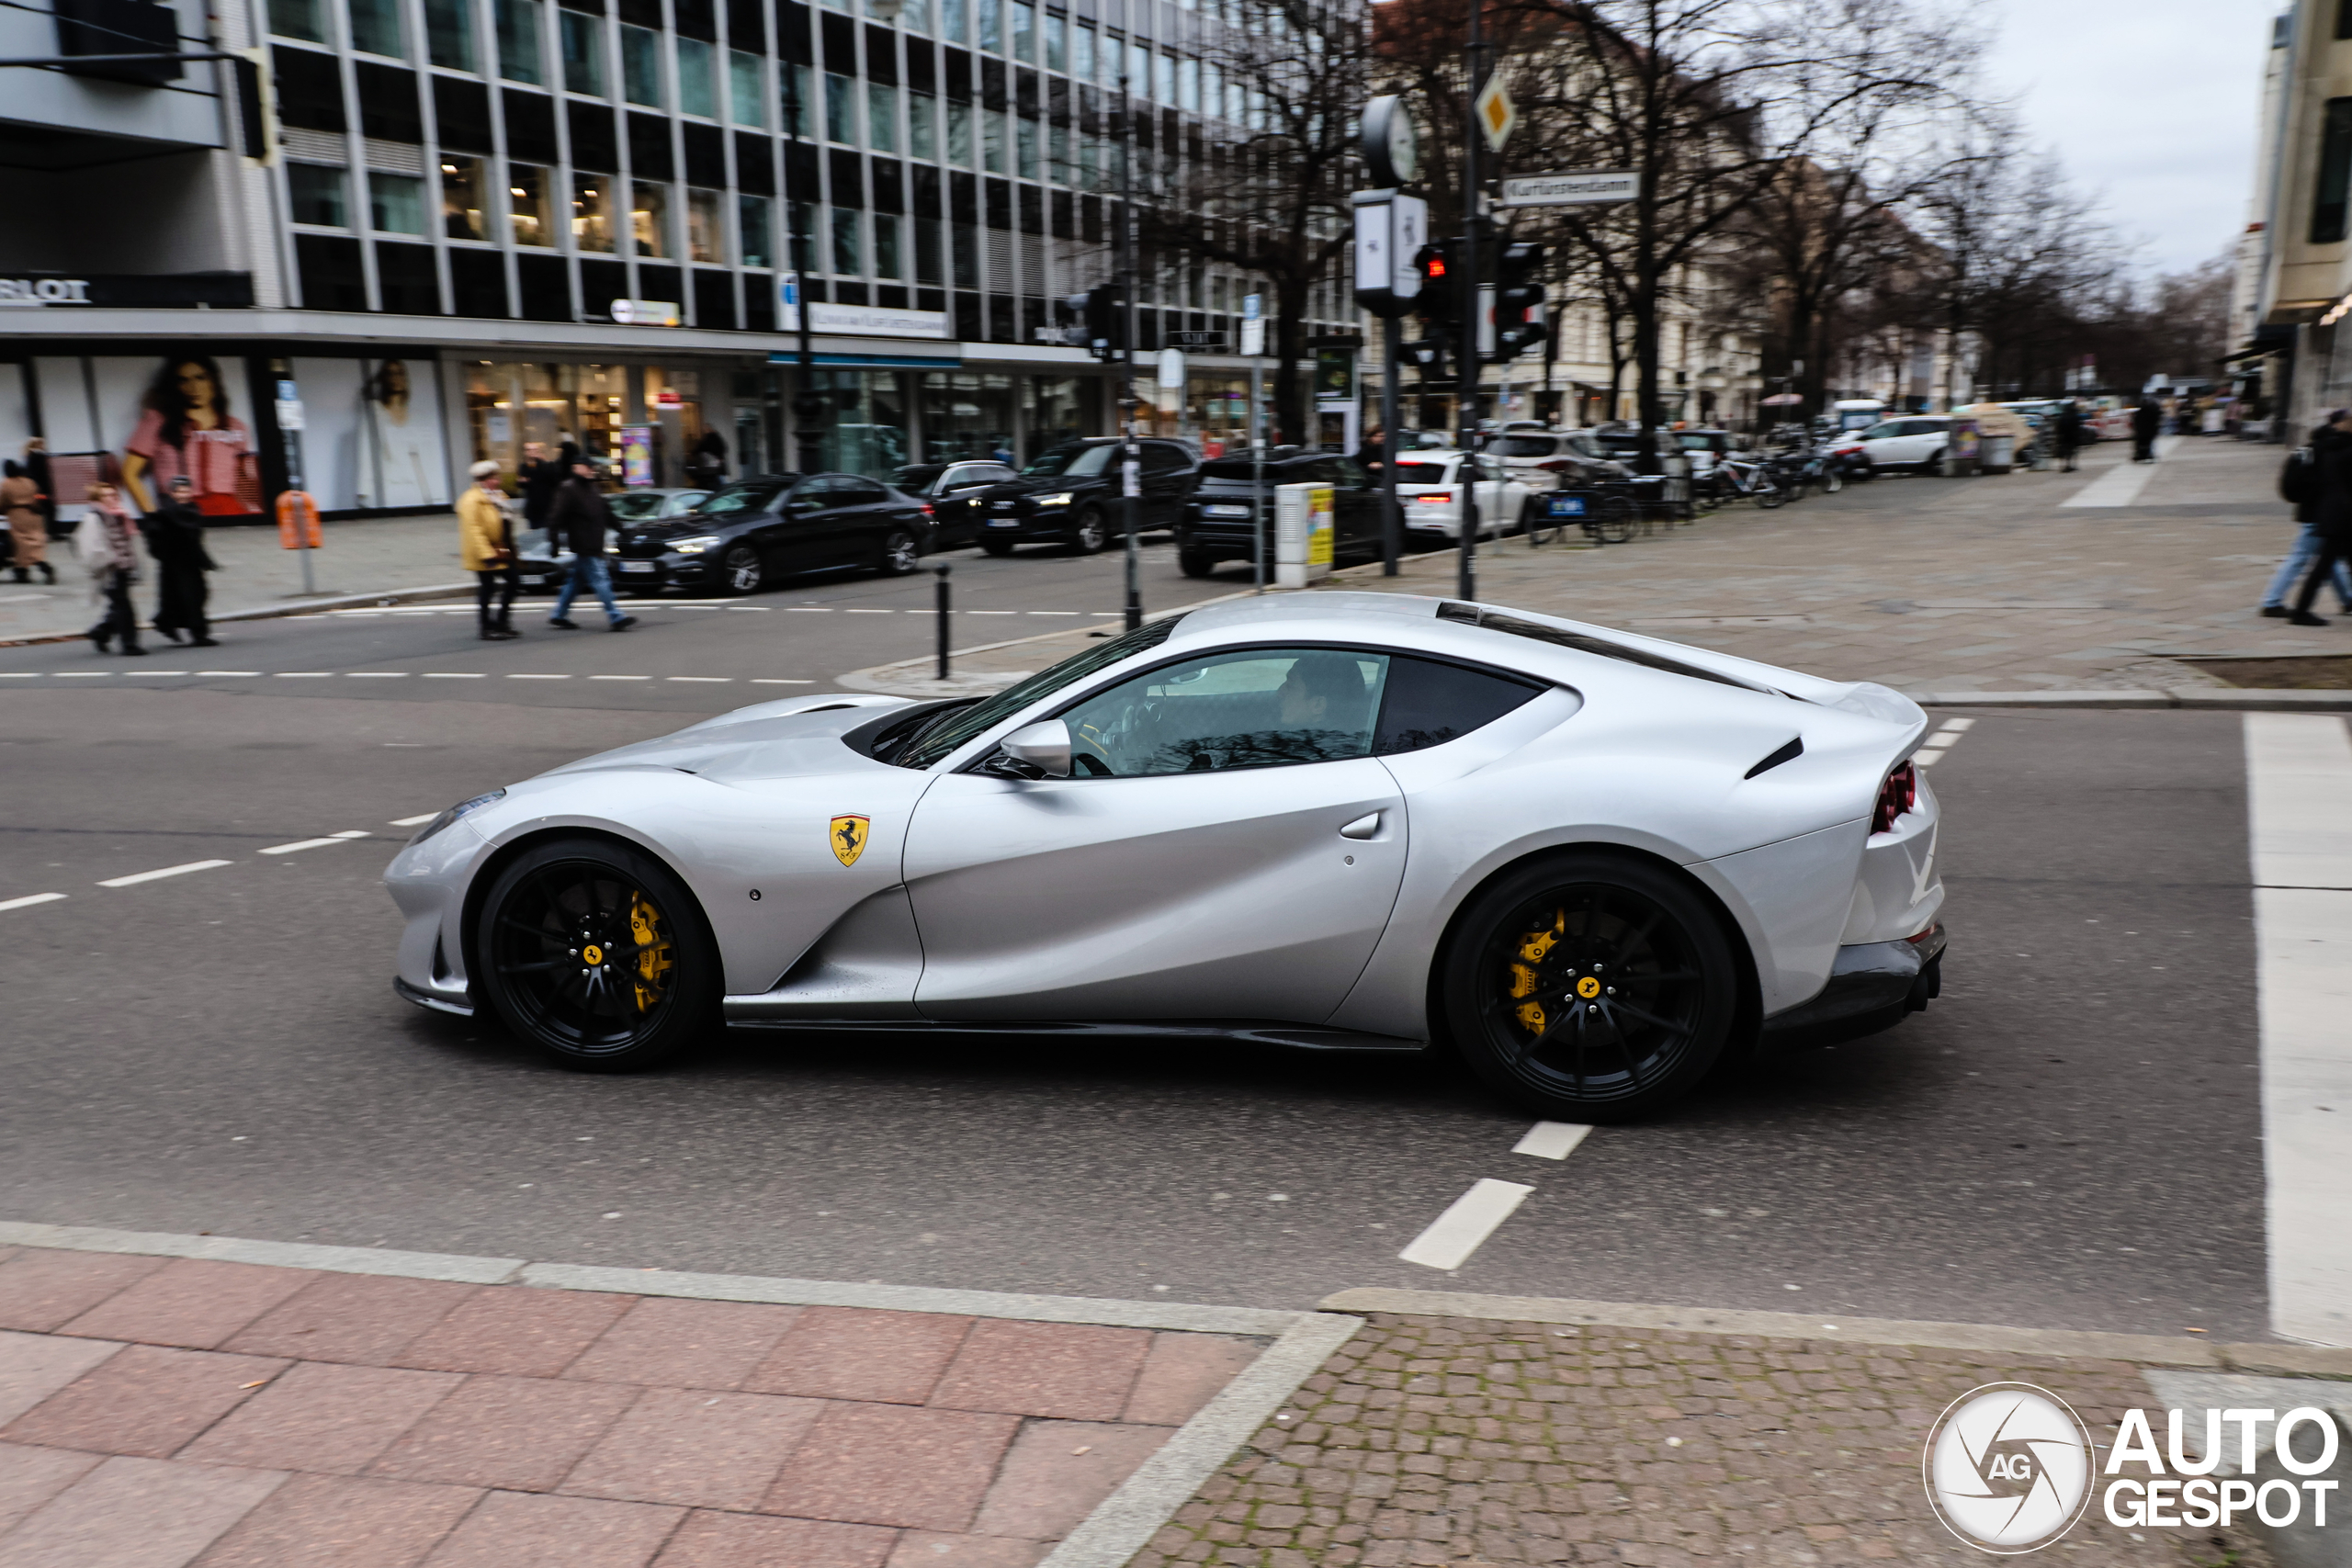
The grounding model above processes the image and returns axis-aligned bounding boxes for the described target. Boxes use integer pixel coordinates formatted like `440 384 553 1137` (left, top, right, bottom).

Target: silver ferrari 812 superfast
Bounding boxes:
387 592 1947 1121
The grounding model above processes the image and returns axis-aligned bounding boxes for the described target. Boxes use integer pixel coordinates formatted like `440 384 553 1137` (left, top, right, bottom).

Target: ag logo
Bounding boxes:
829 815 870 867
1924 1383 2095 1553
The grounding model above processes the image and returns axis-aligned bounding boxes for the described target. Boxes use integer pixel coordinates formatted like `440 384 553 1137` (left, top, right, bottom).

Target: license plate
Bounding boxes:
1544 496 1588 517
985 518 1021 528
618 560 658 573
1204 504 1250 517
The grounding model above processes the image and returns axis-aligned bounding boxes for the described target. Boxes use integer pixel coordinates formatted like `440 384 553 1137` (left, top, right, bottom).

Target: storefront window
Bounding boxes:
1027 376 1088 451
572 176 615 251
811 370 911 475
467 362 629 485
441 156 487 240
510 164 553 245
687 187 724 261
920 371 1014 462
632 179 670 256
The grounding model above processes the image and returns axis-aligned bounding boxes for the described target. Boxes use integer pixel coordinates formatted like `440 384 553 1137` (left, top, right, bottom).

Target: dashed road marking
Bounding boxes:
1510 1122 1593 1160
1398 1179 1535 1271
422 672 485 679
589 674 650 681
51 671 107 677
97 859 233 887
0 892 67 912
389 813 438 827
274 671 333 678
260 831 369 855
346 671 408 678
752 678 814 684
506 672 571 679
668 675 732 682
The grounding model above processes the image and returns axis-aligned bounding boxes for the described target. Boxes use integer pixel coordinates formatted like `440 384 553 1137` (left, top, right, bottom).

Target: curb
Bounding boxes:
1907 689 2352 711
1317 1287 2352 1373
0 581 477 648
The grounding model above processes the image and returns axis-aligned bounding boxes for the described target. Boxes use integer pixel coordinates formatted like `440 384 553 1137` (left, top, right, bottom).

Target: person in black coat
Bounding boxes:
2290 417 2352 625
147 475 218 645
2052 402 2084 473
518 441 565 532
545 459 636 632
2131 399 2161 463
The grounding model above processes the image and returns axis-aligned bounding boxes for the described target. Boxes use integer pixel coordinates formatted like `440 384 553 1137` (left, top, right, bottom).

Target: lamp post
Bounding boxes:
1115 69 1142 633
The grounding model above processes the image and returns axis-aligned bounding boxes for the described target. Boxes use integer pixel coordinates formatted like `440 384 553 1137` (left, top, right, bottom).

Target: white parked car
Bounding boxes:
1392 451 1532 539
1853 416 1955 475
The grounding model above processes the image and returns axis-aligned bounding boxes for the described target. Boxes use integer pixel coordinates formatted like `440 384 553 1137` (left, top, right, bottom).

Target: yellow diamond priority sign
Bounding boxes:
1475 77 1516 152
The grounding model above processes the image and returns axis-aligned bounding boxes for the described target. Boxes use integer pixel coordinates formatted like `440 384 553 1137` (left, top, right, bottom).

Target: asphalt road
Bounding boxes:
0 580 2272 1337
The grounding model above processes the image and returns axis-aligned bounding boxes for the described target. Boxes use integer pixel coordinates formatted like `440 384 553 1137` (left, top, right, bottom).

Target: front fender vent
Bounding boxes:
1744 737 1804 779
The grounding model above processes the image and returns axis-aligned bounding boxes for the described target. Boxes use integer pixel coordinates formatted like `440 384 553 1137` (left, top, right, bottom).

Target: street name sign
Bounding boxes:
1498 170 1641 208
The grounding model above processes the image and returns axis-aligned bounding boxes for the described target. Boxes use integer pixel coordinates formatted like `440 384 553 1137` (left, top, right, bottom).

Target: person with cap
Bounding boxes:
458 458 521 640
146 474 217 645
545 457 636 632
2288 408 2352 626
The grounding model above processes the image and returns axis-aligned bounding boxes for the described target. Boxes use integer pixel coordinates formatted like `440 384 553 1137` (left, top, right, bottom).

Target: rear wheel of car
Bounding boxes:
1069 508 1109 554
980 539 1014 558
719 545 763 595
1441 852 1736 1122
471 836 718 1072
1178 548 1217 578
877 528 921 575
1923 447 1947 473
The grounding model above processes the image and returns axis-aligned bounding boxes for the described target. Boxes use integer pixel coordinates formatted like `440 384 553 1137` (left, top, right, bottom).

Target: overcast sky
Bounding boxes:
1973 0 2278 276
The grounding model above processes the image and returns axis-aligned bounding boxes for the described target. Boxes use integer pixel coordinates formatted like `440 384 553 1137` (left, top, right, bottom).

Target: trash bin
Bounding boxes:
1274 482 1334 590
1980 434 2015 473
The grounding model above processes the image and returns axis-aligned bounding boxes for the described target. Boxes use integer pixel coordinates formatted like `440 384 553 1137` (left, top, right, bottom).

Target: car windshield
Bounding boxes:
890 616 1185 769
1490 436 1556 457
1020 444 1115 479
607 491 673 520
1393 462 1452 485
696 479 790 517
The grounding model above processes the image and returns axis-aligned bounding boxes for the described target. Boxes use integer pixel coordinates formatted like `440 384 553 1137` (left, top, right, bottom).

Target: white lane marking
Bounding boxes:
389 813 438 827
330 830 371 840
786 607 832 613
98 859 233 887
1511 1122 1593 1161
1028 610 1081 616
1397 1179 1535 1271
967 610 1017 615
752 678 814 684
422 672 485 679
275 671 333 678
507 673 571 679
346 671 409 678
2245 713 2352 1345
725 605 770 612
589 674 650 681
1912 751 1941 766
668 676 732 682
0 592 49 603
845 608 894 615
0 892 67 912
2058 438 2179 508
260 836 360 855
198 671 262 677
124 670 188 676
1939 717 1976 732
0 672 36 678
51 671 108 677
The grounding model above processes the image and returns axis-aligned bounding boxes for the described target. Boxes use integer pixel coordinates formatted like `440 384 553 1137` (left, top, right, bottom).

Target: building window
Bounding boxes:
288 163 348 225
2338 0 2352 39
1044 10 1063 71
370 172 427 233
831 206 862 273
868 81 899 153
942 0 964 43
1126 39 1148 95
978 0 999 51
687 186 725 260
825 72 856 142
1014 115 1036 180
497 0 544 83
982 107 1004 172
442 155 488 238
424 0 473 68
560 8 602 93
573 175 615 250
349 0 405 55
621 24 662 106
1070 21 1091 81
897 0 930 32
908 92 935 160
1178 55 1198 112
874 212 901 277
271 0 324 41
677 36 717 117
1047 122 1067 181
510 163 554 244
1010 1 1031 61
782 62 809 135
790 199 817 268
729 50 763 126
2318 97 2352 244
948 100 973 166
632 178 670 254
951 220 977 286
1156 51 1175 105
740 193 773 266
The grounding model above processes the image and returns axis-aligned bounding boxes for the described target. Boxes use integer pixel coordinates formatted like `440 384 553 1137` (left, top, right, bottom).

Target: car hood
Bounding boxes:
537 694 919 784
980 476 1102 499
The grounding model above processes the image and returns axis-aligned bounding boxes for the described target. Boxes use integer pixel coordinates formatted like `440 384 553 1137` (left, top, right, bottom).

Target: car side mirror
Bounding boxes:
997 719 1072 779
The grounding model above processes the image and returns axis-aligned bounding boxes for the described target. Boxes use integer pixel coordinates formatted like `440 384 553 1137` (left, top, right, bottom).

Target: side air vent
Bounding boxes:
1744 737 1804 779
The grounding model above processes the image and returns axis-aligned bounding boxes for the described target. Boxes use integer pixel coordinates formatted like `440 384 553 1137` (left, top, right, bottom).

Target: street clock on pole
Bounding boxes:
1360 96 1419 189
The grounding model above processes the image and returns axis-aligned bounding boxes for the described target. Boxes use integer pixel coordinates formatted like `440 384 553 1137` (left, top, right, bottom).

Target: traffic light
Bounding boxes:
1414 243 1460 327
1491 241 1547 362
1401 334 1450 383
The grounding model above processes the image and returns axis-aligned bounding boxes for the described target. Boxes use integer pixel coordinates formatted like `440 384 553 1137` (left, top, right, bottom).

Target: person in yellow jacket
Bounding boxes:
458 458 520 640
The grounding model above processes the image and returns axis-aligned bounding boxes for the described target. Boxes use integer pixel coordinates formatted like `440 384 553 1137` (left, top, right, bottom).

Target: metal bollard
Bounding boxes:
934 562 951 681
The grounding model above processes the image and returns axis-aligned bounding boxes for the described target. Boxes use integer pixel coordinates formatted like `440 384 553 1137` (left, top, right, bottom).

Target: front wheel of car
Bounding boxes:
1069 508 1109 554
1440 852 1737 1122
877 528 921 575
719 544 763 595
980 539 1014 557
471 836 718 1072
1178 547 1217 578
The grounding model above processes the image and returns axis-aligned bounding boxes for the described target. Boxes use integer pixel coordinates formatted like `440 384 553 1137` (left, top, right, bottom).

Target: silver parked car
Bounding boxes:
387 592 1949 1122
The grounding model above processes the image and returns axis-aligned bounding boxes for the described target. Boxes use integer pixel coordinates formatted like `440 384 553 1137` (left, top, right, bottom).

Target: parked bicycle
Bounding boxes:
1713 453 1789 509
1526 487 1638 546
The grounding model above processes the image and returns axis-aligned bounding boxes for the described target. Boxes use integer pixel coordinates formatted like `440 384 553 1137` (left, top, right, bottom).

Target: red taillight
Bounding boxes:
921 502 936 517
1415 492 1450 504
1537 458 1574 471
1871 761 1917 834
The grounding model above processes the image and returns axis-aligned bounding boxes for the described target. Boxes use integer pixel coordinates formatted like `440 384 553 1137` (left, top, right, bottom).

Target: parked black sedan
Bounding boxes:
890 458 1019 547
608 472 933 595
1174 450 1385 577
968 438 1199 556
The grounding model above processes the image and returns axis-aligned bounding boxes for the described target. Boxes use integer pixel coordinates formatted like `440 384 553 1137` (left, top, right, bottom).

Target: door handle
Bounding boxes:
1339 812 1381 840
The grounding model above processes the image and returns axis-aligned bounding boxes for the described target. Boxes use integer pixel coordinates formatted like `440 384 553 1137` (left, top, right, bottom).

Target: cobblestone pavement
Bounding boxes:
0 1242 1268 1568
1134 1311 2302 1568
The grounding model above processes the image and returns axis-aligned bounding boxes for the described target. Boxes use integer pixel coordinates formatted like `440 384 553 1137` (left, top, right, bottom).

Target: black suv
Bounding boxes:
1175 450 1384 578
609 472 934 595
969 438 1198 555
890 459 1018 547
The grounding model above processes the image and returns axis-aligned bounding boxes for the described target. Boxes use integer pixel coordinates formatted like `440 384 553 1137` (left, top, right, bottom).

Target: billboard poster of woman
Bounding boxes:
365 358 450 508
120 355 259 516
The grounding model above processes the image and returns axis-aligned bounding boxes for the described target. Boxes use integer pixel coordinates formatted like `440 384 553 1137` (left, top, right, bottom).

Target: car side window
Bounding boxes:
1374 656 1544 755
839 478 888 505
1861 423 1897 441
1141 445 1189 474
1054 649 1389 777
787 477 841 513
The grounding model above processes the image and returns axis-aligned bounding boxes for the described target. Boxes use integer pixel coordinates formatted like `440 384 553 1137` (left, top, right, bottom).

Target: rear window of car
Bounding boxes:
699 480 788 516
1374 656 1544 753
1394 462 1452 485
1490 436 1556 457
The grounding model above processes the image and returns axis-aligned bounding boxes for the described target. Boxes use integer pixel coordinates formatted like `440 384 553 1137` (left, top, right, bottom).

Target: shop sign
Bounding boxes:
777 279 950 338
611 299 682 326
0 271 254 308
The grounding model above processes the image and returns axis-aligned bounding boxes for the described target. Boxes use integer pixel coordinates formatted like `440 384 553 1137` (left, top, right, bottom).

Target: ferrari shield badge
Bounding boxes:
829 815 870 867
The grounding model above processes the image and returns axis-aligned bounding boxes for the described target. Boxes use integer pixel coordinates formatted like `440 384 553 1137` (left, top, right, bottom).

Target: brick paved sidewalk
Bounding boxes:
0 1241 1278 1568
1136 1297 2352 1568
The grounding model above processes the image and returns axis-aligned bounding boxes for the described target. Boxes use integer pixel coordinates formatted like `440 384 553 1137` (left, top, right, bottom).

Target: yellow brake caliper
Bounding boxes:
629 893 673 1012
1510 911 1565 1034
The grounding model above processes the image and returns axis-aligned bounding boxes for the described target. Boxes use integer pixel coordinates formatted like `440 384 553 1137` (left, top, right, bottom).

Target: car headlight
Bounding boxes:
669 535 722 555
1033 492 1074 508
409 789 505 845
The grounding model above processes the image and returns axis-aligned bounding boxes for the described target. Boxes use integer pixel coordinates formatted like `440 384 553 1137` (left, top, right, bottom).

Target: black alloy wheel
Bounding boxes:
1069 508 1109 554
877 528 921 575
1178 548 1217 578
1442 852 1736 1122
980 538 1014 557
720 544 763 595
472 837 718 1070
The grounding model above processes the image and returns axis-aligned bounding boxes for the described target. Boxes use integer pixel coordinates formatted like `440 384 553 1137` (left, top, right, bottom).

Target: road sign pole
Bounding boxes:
1117 73 1141 634
1456 0 1486 603
1382 312 1401 576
